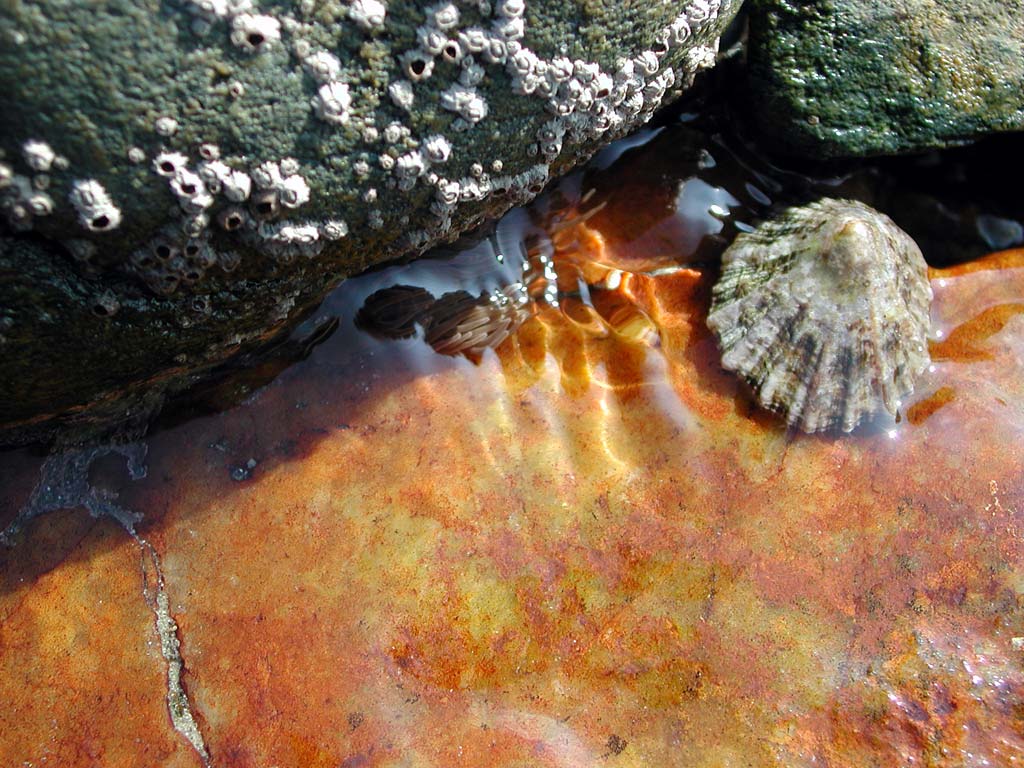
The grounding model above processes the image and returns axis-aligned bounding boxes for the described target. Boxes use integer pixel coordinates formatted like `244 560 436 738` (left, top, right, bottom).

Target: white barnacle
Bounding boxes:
440 84 488 125
171 168 215 212
27 193 54 216
277 174 311 208
457 27 488 54
388 80 415 111
686 0 714 25
496 0 524 17
171 168 205 200
378 153 396 170
188 0 230 21
278 223 320 245
537 119 565 144
198 159 231 191
416 25 446 56
458 177 486 201
313 81 352 125
427 2 460 31
69 179 122 232
622 91 645 116
440 38 463 63
127 147 146 164
459 59 485 86
154 116 179 137
251 160 283 189
321 219 349 239
591 72 614 100
304 51 341 82
260 222 323 261
508 47 538 77
670 16 692 44
395 150 426 181
491 15 524 41
279 157 301 177
548 56 574 83
0 162 13 188
353 159 371 177
400 49 434 81
230 14 281 53
573 60 600 83
422 135 452 164
348 0 387 31
22 140 56 172
480 38 507 65
685 44 718 73
222 169 253 201
634 51 660 76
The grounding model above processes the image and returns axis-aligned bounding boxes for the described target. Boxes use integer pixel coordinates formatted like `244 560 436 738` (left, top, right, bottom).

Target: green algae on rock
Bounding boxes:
0 0 741 446
744 0 1024 158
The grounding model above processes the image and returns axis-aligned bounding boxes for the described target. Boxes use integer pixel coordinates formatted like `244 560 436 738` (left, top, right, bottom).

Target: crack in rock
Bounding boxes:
137 536 212 767
1 441 213 766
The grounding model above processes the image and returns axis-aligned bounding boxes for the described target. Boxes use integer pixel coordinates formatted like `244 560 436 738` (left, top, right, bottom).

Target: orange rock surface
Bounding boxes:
2 184 1024 766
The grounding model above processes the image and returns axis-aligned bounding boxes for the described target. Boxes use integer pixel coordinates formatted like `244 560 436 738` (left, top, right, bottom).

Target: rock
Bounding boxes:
0 0 740 446
743 0 1024 157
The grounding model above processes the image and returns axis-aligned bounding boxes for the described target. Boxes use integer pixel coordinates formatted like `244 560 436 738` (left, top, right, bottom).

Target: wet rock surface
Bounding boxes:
744 0 1024 157
2 130 1024 764
0 0 739 444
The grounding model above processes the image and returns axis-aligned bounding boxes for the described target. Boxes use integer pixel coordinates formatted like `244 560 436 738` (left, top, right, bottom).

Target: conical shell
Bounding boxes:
707 198 933 433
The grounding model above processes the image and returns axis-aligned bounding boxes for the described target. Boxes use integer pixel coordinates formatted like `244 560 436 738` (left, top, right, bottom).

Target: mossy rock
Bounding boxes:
744 0 1024 158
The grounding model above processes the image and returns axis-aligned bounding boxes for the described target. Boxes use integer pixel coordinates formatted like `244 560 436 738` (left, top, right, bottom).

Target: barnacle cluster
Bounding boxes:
1 0 729 310
707 198 933 433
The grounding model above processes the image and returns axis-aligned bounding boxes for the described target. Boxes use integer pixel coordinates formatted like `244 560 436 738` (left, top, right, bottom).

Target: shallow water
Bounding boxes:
2 116 1024 767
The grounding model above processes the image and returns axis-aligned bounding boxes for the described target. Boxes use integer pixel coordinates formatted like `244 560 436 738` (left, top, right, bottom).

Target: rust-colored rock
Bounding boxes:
2 184 1024 766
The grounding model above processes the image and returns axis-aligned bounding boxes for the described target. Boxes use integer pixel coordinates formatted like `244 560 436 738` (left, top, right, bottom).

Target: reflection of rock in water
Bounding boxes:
707 198 933 433
423 286 533 358
355 285 436 341
357 284 533 360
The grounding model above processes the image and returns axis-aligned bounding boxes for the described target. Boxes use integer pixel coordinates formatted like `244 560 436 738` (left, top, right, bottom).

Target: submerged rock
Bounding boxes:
0 0 740 445
744 0 1024 157
707 199 932 433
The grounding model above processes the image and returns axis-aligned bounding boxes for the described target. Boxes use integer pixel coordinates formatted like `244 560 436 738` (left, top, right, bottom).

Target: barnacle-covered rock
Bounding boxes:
707 198 933 433
0 0 741 446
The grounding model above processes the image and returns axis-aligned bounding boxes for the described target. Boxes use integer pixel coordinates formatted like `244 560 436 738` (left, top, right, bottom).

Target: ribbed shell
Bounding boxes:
707 198 933 433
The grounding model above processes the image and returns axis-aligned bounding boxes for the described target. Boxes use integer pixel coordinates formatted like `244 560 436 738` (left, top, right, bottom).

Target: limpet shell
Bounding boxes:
707 198 933 433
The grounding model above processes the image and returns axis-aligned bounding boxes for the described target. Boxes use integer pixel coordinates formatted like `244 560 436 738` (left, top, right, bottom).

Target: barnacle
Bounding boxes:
69 179 122 232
